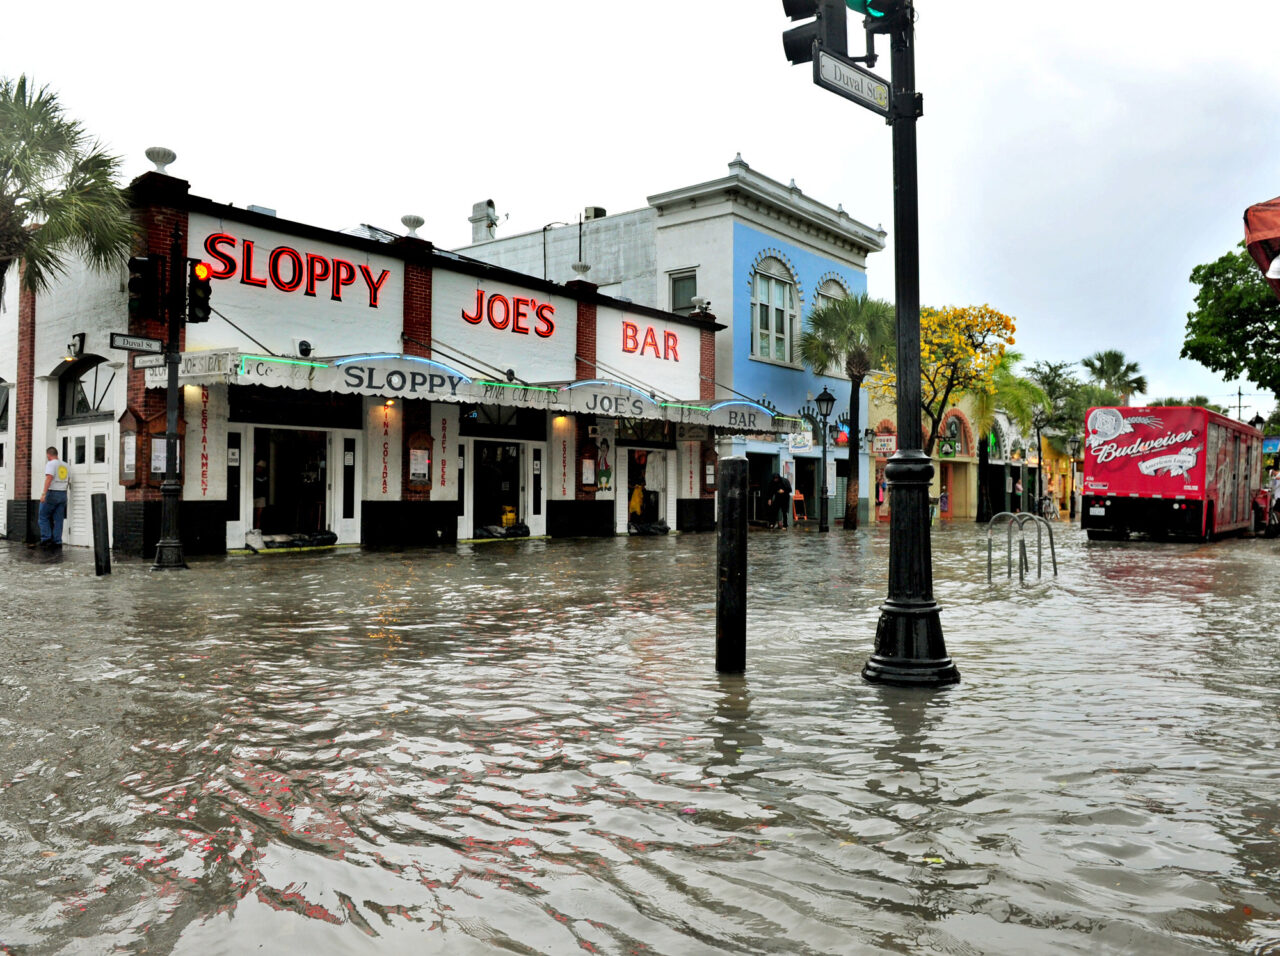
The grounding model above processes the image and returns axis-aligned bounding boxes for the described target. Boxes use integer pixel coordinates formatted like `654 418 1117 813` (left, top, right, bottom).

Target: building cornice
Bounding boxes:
646 155 887 257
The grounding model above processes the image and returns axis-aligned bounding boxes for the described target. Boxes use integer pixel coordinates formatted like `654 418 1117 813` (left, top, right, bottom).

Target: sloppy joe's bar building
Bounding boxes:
3 170 786 554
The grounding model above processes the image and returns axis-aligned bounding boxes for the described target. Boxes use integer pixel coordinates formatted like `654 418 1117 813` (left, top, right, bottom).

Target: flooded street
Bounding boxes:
1 522 1278 954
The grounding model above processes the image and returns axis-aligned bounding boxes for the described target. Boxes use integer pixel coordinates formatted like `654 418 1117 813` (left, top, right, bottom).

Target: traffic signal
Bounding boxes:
187 260 212 323
782 0 847 64
127 256 159 320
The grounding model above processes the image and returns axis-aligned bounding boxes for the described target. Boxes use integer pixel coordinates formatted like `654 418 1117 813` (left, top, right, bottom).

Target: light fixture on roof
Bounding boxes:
401 214 424 238
145 146 176 173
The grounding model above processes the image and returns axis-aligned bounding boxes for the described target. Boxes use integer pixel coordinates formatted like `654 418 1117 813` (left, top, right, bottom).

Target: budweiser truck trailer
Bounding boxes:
1081 406 1267 541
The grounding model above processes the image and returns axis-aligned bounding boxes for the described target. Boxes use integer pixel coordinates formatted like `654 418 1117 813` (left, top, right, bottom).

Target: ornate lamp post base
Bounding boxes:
863 602 959 686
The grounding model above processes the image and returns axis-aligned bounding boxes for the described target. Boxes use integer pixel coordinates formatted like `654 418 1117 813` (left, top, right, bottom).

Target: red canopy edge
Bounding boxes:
1243 196 1280 299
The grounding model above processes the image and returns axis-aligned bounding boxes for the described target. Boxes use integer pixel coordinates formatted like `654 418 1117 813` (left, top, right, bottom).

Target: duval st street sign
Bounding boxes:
110 332 164 353
814 49 890 118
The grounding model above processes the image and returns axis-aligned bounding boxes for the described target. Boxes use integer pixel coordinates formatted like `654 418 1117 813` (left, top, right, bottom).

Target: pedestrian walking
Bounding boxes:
777 472 793 528
38 446 70 548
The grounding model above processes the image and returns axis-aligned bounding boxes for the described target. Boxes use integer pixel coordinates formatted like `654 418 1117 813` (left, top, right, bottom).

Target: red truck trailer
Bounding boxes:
1081 406 1269 541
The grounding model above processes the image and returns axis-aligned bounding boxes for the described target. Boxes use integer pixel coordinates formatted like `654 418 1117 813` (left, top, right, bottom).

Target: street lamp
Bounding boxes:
1067 435 1081 520
816 386 836 532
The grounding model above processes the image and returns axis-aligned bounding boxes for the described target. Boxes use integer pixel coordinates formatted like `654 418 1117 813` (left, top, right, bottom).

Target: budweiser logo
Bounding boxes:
1094 430 1196 464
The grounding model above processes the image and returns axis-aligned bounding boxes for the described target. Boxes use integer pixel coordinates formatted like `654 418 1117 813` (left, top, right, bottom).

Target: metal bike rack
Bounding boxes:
987 512 1058 583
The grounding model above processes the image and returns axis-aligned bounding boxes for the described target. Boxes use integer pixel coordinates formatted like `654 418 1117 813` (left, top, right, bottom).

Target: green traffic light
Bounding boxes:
845 0 887 15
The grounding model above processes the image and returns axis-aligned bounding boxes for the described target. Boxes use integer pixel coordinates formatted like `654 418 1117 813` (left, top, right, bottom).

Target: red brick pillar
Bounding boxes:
126 173 191 505
568 280 597 381
699 323 716 402
396 238 433 357
14 278 35 500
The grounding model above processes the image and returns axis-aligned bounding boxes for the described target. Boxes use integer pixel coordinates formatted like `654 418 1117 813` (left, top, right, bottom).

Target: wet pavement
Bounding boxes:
1 521 1278 954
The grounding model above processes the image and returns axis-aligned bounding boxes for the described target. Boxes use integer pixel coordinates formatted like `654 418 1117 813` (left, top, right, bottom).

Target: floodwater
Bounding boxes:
1 521 1278 955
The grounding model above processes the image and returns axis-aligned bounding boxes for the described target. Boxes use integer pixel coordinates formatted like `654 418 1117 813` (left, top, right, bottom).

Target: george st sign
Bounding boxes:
814 49 890 118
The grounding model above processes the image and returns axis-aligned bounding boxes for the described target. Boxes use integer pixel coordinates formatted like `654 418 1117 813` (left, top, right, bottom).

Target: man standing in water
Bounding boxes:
38 446 70 548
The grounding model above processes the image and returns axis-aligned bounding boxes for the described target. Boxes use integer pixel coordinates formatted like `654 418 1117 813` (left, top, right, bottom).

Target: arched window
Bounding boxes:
814 277 849 313
58 357 115 423
751 258 799 365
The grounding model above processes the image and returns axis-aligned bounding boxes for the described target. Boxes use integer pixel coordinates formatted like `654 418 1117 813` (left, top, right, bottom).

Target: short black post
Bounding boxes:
91 492 111 576
716 456 748 674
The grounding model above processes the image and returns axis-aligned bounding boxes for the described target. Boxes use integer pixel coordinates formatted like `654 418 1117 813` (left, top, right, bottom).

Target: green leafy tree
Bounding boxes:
1182 242 1280 400
1147 396 1229 414
799 292 895 529
1081 349 1147 404
0 75 133 299
968 350 1045 521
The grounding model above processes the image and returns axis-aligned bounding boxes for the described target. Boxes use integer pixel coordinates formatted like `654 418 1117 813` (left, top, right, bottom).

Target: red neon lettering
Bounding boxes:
305 254 330 297
641 326 660 357
534 302 555 337
204 233 237 279
664 331 679 361
512 296 532 335
240 240 268 287
487 294 511 330
359 264 389 308
622 321 639 353
331 259 356 301
462 288 483 324
269 246 303 292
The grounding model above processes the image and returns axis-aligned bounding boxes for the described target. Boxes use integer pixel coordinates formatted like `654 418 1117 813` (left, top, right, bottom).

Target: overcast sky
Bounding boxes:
7 1 1280 414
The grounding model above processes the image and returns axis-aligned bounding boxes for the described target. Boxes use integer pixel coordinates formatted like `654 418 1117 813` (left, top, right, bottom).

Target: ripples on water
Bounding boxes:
1 523 1278 954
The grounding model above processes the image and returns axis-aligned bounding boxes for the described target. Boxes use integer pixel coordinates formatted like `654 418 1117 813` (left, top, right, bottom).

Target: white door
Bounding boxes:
525 443 546 537
224 426 250 549
329 429 362 544
59 423 113 548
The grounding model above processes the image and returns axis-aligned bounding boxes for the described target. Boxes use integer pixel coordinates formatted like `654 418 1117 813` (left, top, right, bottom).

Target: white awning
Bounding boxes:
145 351 787 433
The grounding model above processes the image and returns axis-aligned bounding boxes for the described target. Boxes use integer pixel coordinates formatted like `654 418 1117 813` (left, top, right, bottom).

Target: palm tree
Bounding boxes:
0 75 133 299
799 292 895 530
1081 349 1147 405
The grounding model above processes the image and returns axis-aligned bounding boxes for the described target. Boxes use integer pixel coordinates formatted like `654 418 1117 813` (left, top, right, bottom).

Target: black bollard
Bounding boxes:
716 456 748 673
91 492 111 576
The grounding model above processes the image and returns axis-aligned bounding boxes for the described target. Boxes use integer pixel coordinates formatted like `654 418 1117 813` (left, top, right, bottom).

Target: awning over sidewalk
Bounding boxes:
143 350 789 433
1244 195 1280 300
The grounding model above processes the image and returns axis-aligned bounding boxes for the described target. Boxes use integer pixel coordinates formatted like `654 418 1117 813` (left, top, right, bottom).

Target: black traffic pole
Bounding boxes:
153 225 187 570
863 3 958 686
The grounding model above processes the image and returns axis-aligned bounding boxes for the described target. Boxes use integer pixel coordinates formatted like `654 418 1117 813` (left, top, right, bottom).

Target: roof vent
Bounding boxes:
469 199 499 242
248 205 276 217
584 206 607 221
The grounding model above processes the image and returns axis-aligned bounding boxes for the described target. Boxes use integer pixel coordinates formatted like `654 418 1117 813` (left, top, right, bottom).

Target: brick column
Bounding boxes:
126 173 191 505
395 238 433 357
15 278 35 499
699 325 716 401
567 279 597 381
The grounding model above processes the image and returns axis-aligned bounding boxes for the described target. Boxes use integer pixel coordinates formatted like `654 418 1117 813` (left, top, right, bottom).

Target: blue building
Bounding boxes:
456 155 888 525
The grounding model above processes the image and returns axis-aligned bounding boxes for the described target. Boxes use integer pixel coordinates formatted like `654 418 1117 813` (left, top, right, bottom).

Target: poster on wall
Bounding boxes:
595 420 616 499
410 448 430 483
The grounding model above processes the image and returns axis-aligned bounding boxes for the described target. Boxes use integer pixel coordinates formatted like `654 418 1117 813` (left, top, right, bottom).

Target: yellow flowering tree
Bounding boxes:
874 304 1017 455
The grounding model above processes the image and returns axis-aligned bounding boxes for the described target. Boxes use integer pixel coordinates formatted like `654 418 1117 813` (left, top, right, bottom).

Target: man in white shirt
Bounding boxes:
38 446 70 548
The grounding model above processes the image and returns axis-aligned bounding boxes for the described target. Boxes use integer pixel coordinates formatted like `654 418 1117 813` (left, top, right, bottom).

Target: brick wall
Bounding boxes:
15 276 35 498
569 281 597 381
126 173 191 506
397 239 432 356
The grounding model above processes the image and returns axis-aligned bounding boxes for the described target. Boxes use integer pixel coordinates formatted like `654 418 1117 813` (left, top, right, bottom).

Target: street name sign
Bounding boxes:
814 50 890 118
133 353 165 370
110 333 163 353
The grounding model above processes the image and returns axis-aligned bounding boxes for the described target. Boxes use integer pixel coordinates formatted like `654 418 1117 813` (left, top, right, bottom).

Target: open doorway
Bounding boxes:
473 440 521 530
253 427 327 535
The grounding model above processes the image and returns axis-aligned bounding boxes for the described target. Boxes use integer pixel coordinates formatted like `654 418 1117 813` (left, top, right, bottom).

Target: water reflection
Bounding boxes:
0 526 1278 952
